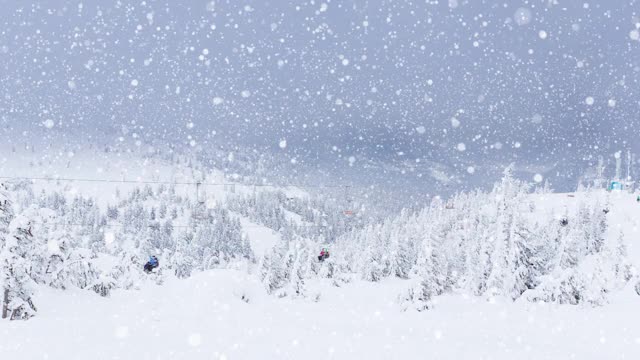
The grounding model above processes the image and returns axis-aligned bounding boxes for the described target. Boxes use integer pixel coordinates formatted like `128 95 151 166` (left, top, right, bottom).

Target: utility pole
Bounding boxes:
632 152 637 192
626 149 632 182
597 155 605 188
615 151 622 181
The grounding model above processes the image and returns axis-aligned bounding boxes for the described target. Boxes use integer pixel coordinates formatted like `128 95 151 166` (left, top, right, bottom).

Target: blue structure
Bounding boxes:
608 181 623 191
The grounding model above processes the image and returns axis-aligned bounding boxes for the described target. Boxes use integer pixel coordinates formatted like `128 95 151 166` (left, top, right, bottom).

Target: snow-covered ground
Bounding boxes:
2 145 640 359
1 189 640 359
1 269 639 360
239 217 280 258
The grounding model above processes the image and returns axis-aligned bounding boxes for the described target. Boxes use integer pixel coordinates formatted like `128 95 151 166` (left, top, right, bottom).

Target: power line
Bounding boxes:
1 175 193 185
29 222 329 230
1 175 358 230
0 175 361 189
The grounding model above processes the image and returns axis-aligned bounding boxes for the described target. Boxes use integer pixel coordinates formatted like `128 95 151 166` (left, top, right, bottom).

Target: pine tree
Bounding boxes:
171 232 195 279
1 215 38 320
394 235 415 279
484 166 534 299
362 225 386 281
0 183 15 319
0 184 14 237
260 238 290 295
404 241 439 311
42 227 71 289
290 242 309 297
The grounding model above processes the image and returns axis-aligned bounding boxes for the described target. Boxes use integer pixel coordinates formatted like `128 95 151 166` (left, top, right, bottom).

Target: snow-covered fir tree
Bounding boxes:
1 215 38 320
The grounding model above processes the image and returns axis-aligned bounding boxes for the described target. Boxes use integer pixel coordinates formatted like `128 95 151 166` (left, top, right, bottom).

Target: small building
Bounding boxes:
608 181 623 191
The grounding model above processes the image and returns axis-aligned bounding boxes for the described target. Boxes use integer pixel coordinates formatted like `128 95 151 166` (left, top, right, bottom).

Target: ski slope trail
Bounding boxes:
1 268 640 359
609 191 640 269
534 190 640 269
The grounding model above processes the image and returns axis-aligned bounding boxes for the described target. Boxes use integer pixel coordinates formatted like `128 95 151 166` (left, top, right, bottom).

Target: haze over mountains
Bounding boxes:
2 0 640 199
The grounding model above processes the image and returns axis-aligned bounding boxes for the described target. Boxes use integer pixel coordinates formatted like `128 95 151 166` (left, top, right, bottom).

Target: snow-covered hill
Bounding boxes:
1 268 639 359
2 147 640 359
2 185 640 359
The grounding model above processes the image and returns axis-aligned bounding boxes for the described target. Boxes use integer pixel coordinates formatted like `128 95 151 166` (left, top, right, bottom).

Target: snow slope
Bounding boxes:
604 191 640 269
531 190 640 271
239 217 280 258
1 269 639 360
2 159 640 359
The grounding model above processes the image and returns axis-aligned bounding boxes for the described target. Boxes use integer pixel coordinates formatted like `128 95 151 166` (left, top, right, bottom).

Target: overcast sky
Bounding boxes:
1 0 639 195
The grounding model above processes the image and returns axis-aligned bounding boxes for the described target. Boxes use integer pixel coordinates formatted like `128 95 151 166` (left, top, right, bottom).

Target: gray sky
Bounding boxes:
1 0 639 196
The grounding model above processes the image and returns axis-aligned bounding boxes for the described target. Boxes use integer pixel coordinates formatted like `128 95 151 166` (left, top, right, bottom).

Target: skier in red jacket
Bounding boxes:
318 248 330 262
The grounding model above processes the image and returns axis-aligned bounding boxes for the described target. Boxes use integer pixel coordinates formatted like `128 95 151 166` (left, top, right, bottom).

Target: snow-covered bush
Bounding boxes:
110 252 145 290
92 274 117 297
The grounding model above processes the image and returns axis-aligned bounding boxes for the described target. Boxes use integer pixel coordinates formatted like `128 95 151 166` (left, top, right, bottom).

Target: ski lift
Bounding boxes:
192 204 208 221
318 248 330 262
344 185 353 203
342 185 356 216
192 182 207 221
196 182 205 204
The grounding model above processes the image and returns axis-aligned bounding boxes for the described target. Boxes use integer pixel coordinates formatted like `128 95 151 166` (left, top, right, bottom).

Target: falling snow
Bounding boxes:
188 333 203 347
514 8 532 26
1 2 640 358
42 119 55 129
585 96 595 105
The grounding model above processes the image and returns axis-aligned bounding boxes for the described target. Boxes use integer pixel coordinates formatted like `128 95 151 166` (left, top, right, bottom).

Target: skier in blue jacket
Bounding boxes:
144 255 159 273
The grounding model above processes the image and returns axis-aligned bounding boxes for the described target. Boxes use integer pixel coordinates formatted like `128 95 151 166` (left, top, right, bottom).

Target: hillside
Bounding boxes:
2 161 640 358
1 258 639 359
